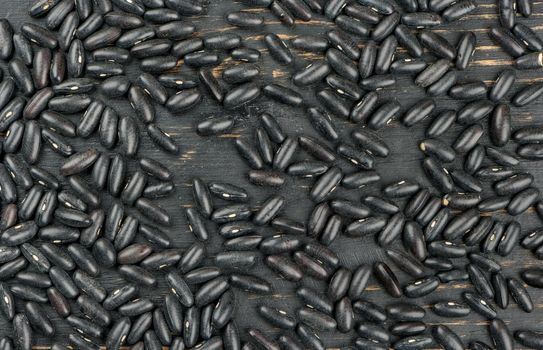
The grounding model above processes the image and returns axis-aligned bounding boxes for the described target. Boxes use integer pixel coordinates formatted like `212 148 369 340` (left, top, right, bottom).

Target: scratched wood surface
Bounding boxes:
2 0 543 348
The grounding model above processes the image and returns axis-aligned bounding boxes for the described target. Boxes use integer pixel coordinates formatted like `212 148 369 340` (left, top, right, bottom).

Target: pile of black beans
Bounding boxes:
1 0 543 349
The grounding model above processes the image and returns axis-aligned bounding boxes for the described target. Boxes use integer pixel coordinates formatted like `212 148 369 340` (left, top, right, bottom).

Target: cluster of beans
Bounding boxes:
0 0 543 349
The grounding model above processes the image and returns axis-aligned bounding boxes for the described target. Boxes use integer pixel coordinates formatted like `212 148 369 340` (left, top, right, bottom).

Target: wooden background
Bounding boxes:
2 0 543 348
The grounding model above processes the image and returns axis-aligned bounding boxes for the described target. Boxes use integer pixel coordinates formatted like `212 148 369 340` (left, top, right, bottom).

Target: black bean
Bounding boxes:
224 235 262 251
401 10 442 27
488 318 513 350
216 250 258 270
125 312 151 345
0 283 14 321
383 180 419 198
442 0 477 21
432 325 463 350
69 245 99 277
38 225 78 244
75 13 102 41
13 314 32 350
91 4 127 25
438 269 468 283
265 255 302 282
112 215 139 252
433 301 471 317
297 307 336 332
35 196 61 227
144 8 181 24
342 3 378 23
0 165 17 204
515 330 543 349
389 249 427 278
425 257 454 271
415 59 450 87
292 61 329 86
467 264 495 299
260 234 300 255
327 48 359 82
68 333 99 350
390 322 427 338
507 277 533 312
335 14 371 37
463 291 497 319
374 213 403 246
1 221 38 246
324 75 361 101
390 58 427 74
290 35 327 55
402 221 426 260
522 268 543 288
39 242 74 271
386 303 425 322
489 26 527 57
368 100 401 130
13 34 33 70
100 286 135 313
391 25 421 60
373 36 397 75
88 156 108 192
48 266 78 299
105 316 131 350
419 139 455 163
371 261 401 297
507 187 539 215
517 143 543 160
92 238 116 268
486 146 520 166
354 338 388 350
226 11 264 28
371 12 399 42
355 322 390 344
142 181 174 199
357 0 394 14
494 221 519 256
350 129 388 158
354 301 388 327
116 243 152 265
429 74 457 98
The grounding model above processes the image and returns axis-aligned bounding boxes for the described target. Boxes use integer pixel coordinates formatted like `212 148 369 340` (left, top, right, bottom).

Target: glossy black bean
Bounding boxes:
79 209 105 247
489 26 527 57
507 277 533 312
350 92 379 124
433 301 471 318
463 291 497 319
350 129 388 159
371 262 401 298
367 100 401 129
265 255 302 282
341 3 376 22
515 330 543 349
0 165 17 204
432 325 464 350
401 98 436 127
488 318 514 350
402 9 441 26
391 25 421 60
442 0 477 21
373 13 400 42
39 245 72 275
415 59 450 88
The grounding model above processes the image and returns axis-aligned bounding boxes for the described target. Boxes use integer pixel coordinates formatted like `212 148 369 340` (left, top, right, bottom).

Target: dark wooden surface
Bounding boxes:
2 0 543 348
